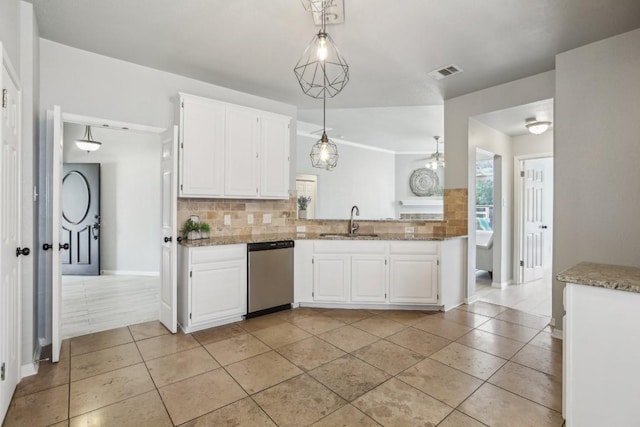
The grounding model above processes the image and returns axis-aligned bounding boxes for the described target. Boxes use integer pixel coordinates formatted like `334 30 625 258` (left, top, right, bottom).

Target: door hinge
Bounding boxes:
385 293 387 299
520 260 524 267
520 171 525 177
312 258 314 264
180 142 184 148
312 291 314 297
2 89 7 108
180 184 183 191
385 259 387 265
189 313 192 319
181 101 184 108
1 362 5 380
437 259 440 266
190 271 192 277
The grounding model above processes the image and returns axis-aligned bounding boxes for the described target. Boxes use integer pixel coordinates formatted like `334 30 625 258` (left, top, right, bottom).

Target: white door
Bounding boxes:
260 114 290 198
351 256 387 302
160 126 178 333
0 60 22 420
225 107 259 197
521 161 548 282
48 106 64 363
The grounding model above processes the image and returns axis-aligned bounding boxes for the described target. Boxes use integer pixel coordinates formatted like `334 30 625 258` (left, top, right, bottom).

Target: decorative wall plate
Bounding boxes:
409 168 439 196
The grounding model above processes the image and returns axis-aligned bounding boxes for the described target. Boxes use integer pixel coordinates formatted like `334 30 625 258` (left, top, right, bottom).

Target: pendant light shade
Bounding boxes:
75 125 102 152
294 0 349 99
426 136 445 170
310 131 339 170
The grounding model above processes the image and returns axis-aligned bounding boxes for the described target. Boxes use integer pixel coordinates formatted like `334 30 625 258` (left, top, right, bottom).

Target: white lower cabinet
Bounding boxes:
309 240 439 307
178 244 247 332
389 254 438 304
351 256 387 302
313 254 349 302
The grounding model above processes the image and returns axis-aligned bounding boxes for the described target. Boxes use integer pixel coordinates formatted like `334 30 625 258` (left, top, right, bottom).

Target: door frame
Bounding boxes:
44 112 166 356
513 153 553 284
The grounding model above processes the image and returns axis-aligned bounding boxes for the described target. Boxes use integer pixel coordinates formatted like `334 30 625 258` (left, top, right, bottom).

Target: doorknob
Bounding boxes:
164 236 172 243
59 243 70 250
42 243 53 251
16 247 30 257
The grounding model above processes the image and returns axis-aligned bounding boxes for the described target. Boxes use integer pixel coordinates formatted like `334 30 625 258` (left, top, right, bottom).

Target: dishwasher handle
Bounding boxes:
247 240 295 252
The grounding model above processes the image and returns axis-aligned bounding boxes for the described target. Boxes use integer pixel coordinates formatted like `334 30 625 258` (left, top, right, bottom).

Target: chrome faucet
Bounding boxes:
349 205 360 236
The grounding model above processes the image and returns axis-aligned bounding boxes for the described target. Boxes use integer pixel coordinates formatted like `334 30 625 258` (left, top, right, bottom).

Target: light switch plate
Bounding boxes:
263 213 272 224
224 214 231 225
296 226 306 233
247 214 254 224
405 227 414 233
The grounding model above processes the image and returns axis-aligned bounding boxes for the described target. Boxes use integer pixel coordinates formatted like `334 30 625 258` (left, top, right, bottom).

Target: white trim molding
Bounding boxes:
100 270 160 277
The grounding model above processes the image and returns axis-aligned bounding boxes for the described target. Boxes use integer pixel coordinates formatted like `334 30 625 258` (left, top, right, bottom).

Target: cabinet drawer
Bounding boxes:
314 240 386 254
190 244 246 264
389 242 438 255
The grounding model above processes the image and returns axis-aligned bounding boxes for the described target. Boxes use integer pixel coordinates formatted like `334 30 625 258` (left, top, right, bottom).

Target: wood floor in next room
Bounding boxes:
5 303 563 426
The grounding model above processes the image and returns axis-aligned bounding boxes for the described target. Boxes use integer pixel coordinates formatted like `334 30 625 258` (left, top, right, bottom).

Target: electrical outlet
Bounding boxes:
405 227 414 233
224 214 231 226
296 225 306 233
247 214 254 224
263 213 272 224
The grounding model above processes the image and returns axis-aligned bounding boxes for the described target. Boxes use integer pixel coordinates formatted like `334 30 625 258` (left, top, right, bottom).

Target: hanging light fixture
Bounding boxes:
294 0 349 99
426 136 445 170
310 91 339 170
75 125 102 152
525 117 552 135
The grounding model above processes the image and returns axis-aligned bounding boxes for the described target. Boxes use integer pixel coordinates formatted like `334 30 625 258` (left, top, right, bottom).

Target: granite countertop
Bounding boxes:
180 232 466 247
556 262 640 294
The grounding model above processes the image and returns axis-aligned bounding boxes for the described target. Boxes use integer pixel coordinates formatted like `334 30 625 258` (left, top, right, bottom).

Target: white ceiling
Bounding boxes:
28 0 640 150
473 99 554 137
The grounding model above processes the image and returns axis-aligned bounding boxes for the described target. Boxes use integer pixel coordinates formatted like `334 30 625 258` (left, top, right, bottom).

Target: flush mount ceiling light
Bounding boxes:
310 91 339 170
525 117 552 135
294 0 349 99
75 125 102 152
426 136 445 170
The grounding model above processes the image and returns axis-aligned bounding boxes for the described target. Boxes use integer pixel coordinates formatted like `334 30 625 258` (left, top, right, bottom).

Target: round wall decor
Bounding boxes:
409 168 439 196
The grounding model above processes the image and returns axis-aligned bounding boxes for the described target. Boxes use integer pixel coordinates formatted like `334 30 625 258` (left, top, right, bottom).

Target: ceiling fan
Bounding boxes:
415 136 445 169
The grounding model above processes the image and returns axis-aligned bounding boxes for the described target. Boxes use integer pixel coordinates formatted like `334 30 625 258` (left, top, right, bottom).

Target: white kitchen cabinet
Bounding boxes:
313 254 349 302
389 254 438 304
260 113 290 198
178 93 290 199
351 255 387 302
179 94 225 197
225 106 260 197
178 244 247 333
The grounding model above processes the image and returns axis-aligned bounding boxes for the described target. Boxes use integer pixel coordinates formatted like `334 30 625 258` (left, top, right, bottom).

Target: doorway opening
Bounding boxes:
475 149 496 294
60 121 163 338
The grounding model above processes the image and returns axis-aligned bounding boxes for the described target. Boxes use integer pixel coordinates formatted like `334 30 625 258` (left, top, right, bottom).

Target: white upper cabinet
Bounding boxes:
225 107 260 197
178 93 291 199
180 95 225 197
260 114 291 198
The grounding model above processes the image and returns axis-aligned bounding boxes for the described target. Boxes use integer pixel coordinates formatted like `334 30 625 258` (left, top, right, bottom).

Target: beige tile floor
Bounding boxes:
3 303 564 426
476 271 552 317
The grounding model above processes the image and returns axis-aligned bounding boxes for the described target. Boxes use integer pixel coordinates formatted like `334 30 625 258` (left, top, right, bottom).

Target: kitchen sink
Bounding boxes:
319 233 378 238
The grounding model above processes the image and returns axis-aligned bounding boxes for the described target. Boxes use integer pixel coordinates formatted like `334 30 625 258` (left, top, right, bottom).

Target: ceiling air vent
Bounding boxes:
428 64 463 81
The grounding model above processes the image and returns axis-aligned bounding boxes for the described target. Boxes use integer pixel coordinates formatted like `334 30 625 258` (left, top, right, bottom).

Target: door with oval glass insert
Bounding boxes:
61 163 100 275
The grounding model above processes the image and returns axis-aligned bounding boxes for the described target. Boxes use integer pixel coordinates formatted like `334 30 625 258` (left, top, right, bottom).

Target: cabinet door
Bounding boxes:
260 114 290 198
313 255 349 302
351 256 387 302
389 255 438 304
225 107 260 197
180 96 225 197
190 259 246 325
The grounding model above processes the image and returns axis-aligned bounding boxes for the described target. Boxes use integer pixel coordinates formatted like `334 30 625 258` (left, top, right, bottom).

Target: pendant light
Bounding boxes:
300 0 333 14
310 91 339 170
426 136 445 170
75 125 102 152
294 0 349 99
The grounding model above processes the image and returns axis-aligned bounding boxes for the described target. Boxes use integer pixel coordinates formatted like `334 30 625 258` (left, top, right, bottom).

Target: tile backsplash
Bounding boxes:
177 188 468 238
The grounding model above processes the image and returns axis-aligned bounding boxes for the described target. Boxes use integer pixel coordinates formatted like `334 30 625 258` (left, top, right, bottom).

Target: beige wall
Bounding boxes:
553 28 640 330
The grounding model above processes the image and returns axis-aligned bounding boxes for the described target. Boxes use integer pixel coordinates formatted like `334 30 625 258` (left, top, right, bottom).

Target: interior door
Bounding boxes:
160 126 178 333
0 60 22 421
522 163 545 282
61 163 100 275
49 106 64 363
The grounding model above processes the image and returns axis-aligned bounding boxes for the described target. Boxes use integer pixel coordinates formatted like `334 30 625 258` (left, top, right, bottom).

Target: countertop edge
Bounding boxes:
556 261 640 294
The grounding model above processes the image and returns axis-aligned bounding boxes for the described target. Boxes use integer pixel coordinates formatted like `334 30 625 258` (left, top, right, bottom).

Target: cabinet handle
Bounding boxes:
42 243 53 251
16 247 30 257
164 236 173 243
59 243 70 251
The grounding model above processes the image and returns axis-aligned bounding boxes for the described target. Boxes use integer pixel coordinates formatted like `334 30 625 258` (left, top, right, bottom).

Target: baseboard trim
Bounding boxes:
464 295 480 304
101 270 160 277
298 302 443 311
21 361 38 378
551 328 563 340
491 281 509 289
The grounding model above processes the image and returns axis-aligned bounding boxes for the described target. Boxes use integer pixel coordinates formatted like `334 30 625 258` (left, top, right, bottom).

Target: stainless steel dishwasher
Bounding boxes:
247 240 294 318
